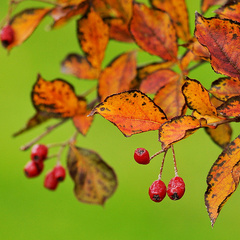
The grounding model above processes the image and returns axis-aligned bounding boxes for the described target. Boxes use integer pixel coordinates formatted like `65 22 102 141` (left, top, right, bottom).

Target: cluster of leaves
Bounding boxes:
3 0 240 226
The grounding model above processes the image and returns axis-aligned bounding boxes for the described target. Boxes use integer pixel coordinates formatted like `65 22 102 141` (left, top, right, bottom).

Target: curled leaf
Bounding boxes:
195 13 240 80
61 53 100 80
90 90 167 137
205 135 240 226
159 115 201 150
67 145 117 205
32 75 79 118
8 8 50 50
210 77 240 101
98 51 137 101
130 3 178 61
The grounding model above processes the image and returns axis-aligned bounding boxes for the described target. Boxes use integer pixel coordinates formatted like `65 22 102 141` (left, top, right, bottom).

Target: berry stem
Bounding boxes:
150 149 164 160
20 119 68 151
158 150 168 180
171 145 178 177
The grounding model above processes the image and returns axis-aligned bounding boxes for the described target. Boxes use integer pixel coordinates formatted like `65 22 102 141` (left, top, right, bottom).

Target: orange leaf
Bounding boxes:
195 13 240 80
67 145 117 205
159 116 201 150
151 0 191 41
13 112 50 137
140 69 179 94
180 50 196 73
50 3 88 28
56 0 86 6
130 3 178 61
192 111 224 126
8 8 50 50
32 75 79 118
98 51 137 101
205 123 232 148
215 2 240 23
201 0 228 13
210 77 240 101
154 75 186 119
90 90 167 137
77 9 109 69
137 61 175 80
182 78 218 117
61 54 100 79
205 135 240 226
217 96 240 117
105 18 133 43
72 110 93 136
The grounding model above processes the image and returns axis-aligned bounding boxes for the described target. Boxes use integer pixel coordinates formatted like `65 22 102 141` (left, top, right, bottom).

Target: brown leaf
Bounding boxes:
130 3 178 61
182 78 218 115
98 51 137 101
201 0 228 13
215 1 240 23
210 77 240 101
217 96 240 117
77 9 109 69
67 145 117 205
205 123 232 148
159 116 201 150
151 0 191 41
32 74 79 118
154 75 186 119
90 90 167 137
13 112 50 137
195 13 240 80
61 54 100 80
8 8 50 50
140 69 179 94
205 135 240 226
50 3 88 28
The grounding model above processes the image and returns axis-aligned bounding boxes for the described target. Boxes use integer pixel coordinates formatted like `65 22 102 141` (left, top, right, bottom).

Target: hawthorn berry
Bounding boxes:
53 165 66 182
24 161 44 178
149 180 166 202
44 170 59 190
134 148 150 164
31 144 48 163
0 25 14 47
167 176 185 200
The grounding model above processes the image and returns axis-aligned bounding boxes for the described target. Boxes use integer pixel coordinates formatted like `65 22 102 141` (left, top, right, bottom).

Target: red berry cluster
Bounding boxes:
134 147 185 202
24 144 66 191
0 25 14 47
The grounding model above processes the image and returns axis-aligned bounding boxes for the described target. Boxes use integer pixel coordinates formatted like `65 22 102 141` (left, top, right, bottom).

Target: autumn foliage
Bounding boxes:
2 0 240 227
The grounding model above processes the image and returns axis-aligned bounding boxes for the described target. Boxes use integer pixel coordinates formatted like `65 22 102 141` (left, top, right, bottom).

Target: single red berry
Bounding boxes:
149 180 166 202
53 165 66 182
167 176 185 200
134 148 150 164
44 170 59 190
31 144 48 163
0 25 14 47
24 161 44 178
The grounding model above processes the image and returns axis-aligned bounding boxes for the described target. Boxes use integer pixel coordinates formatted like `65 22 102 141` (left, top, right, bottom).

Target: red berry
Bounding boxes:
149 180 166 202
53 165 66 182
0 25 14 47
134 148 150 164
31 144 48 163
167 176 185 200
24 161 44 178
44 170 59 190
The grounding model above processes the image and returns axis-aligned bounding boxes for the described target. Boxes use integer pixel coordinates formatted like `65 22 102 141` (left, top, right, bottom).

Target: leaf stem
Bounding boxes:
20 119 68 151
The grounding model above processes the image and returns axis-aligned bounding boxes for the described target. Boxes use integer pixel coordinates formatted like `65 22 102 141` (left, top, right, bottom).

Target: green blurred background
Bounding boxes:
1 0 240 239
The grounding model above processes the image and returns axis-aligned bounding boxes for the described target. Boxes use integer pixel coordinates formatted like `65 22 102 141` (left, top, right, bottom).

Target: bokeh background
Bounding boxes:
1 0 240 239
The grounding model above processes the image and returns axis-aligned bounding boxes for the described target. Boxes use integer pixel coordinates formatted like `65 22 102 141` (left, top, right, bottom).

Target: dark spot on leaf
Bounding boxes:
100 107 105 111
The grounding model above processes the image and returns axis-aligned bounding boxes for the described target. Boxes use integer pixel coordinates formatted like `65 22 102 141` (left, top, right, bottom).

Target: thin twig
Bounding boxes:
171 145 178 177
20 119 68 151
187 60 206 73
150 149 164 160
